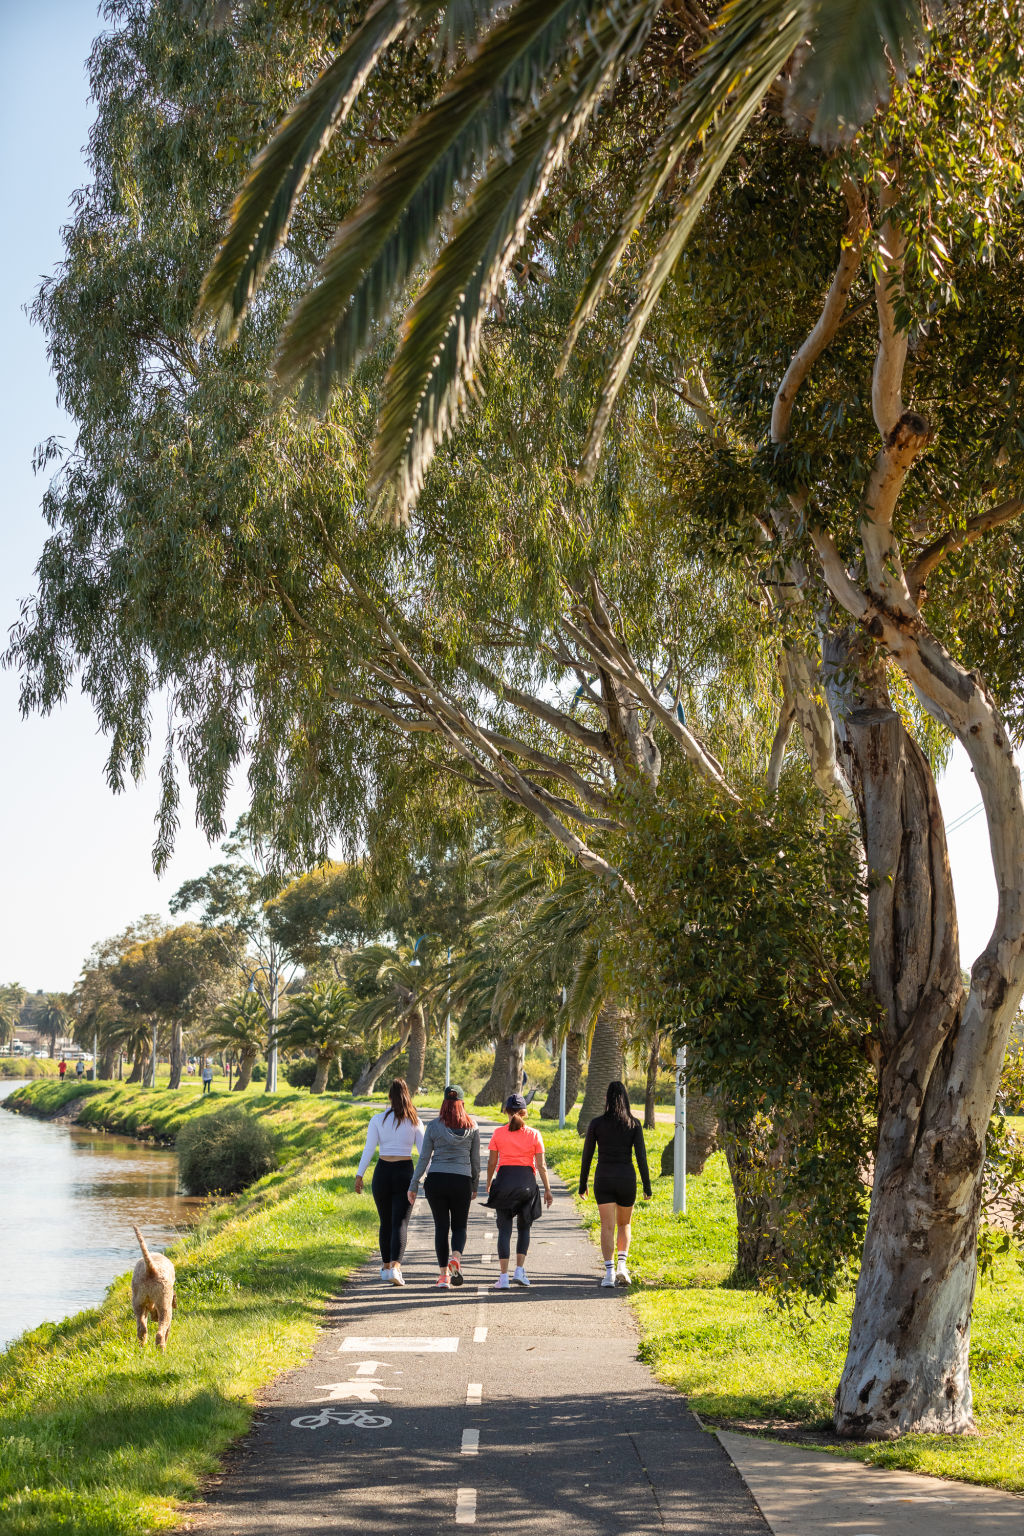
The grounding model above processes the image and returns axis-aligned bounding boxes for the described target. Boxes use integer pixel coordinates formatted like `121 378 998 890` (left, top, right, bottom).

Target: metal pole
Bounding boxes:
558 987 567 1129
673 1045 687 1214
445 946 452 1086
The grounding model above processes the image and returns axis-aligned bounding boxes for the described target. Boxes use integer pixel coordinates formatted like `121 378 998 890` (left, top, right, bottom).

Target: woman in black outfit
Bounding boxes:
579 1080 651 1286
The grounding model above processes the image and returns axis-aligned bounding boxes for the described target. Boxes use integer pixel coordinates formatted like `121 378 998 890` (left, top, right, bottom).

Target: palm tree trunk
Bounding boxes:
405 1006 427 1095
475 1034 512 1106
575 1005 625 1134
311 1049 333 1094
659 1086 719 1176
167 1018 184 1090
540 1028 585 1119
233 1045 259 1091
353 1025 410 1096
504 1033 526 1104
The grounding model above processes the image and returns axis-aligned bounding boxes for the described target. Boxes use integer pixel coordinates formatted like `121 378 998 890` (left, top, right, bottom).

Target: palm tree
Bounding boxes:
0 984 26 1053
346 943 443 1096
36 993 71 1059
199 0 932 513
204 991 266 1090
277 983 354 1093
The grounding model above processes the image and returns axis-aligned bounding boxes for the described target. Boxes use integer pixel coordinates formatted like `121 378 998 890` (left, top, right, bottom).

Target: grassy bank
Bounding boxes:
0 1059 60 1079
543 1122 1024 1494
0 1081 380 1536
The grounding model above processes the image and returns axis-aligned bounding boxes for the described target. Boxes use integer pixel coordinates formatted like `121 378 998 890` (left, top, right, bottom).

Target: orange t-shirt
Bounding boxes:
490 1123 544 1168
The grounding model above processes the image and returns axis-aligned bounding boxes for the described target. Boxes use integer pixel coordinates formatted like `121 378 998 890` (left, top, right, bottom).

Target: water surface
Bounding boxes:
0 1080 202 1350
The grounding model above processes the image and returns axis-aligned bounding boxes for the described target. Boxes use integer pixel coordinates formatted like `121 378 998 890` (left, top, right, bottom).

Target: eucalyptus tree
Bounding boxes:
110 923 240 1088
194 0 1024 1436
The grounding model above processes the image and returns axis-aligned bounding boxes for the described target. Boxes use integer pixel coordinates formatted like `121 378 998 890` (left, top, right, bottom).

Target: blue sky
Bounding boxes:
0 2 1000 994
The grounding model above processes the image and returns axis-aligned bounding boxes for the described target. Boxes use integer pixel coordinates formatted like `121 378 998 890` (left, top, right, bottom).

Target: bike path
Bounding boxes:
185 1130 769 1535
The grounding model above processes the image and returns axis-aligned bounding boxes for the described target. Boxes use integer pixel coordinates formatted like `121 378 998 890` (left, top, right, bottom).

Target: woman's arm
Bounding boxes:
486 1145 498 1192
407 1122 434 1201
578 1120 598 1196
535 1150 554 1208
470 1129 481 1196
633 1121 653 1198
354 1114 380 1192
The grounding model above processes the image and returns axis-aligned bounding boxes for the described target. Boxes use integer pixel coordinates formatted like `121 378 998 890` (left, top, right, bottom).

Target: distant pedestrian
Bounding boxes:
408 1085 480 1288
485 1094 552 1290
201 1060 213 1095
75 1058 85 1078
58 1057 67 1081
579 1080 651 1287
355 1079 424 1287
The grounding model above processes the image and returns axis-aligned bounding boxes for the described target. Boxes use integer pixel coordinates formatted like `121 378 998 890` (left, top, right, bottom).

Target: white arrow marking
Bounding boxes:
316 1380 402 1403
355 1361 386 1376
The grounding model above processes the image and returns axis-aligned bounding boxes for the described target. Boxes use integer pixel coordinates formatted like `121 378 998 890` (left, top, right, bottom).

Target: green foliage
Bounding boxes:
282 1055 344 1091
176 1106 279 1195
620 766 877 1297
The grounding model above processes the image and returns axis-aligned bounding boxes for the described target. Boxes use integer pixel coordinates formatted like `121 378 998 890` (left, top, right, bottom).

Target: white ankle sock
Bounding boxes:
617 1252 627 1265
605 1259 614 1272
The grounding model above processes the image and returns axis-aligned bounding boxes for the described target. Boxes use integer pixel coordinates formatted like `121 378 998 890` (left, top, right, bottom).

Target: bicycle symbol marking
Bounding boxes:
290 1407 391 1430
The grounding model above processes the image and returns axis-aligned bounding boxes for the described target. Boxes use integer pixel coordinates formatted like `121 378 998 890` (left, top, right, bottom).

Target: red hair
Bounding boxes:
439 1096 474 1131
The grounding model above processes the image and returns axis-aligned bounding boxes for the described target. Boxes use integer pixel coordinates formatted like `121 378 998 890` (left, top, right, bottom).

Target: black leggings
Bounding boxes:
371 1158 414 1264
425 1171 473 1267
495 1205 533 1261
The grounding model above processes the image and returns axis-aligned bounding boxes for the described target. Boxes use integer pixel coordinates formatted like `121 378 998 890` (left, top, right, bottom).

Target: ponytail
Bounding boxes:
508 1109 527 1131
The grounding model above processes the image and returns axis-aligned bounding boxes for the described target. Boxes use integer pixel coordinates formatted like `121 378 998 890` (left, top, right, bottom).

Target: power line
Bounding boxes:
945 801 983 835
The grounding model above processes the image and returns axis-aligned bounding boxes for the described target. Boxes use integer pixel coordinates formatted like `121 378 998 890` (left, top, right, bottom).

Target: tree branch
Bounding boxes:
907 499 1024 600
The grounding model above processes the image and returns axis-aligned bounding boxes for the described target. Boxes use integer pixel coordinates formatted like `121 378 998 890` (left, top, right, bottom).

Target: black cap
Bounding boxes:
504 1093 527 1114
444 1084 465 1101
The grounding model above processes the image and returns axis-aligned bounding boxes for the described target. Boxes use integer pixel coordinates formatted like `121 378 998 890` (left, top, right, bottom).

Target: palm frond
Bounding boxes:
578 0 806 479
371 1 660 513
793 0 931 144
273 0 605 399
198 0 418 339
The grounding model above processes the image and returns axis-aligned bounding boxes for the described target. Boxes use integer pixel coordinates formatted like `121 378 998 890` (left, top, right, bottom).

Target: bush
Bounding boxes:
283 1056 344 1092
177 1107 279 1195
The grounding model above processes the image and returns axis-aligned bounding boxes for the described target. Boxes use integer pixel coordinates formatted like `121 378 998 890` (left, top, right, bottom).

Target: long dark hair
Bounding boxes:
604 1080 637 1129
385 1078 420 1126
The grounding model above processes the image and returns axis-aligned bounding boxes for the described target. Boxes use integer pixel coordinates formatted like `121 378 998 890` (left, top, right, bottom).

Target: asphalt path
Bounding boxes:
186 1121 769 1535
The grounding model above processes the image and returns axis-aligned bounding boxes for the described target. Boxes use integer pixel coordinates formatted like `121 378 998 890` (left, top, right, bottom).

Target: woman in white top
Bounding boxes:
355 1079 424 1286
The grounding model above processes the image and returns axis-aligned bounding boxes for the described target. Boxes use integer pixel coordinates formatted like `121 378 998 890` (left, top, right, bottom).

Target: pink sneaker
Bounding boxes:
436 1272 451 1288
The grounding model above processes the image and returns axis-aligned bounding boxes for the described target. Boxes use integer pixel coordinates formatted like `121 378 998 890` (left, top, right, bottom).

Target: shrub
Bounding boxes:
177 1107 279 1195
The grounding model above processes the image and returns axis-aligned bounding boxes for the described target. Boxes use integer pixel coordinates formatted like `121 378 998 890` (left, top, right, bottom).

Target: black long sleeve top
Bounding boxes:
578 1113 652 1198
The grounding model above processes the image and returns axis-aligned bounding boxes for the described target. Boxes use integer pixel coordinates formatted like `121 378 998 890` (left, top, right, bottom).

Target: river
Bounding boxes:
0 1080 202 1351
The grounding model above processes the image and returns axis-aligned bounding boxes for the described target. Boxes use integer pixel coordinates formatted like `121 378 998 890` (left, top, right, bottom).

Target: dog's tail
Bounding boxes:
133 1224 159 1277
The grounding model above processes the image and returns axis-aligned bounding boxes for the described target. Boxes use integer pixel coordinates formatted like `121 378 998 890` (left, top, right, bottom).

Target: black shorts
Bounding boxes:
594 1168 637 1208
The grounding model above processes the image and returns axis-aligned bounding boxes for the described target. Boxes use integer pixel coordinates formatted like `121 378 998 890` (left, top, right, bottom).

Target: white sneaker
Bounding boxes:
511 1267 530 1288
615 1261 631 1286
391 1268 406 1287
601 1270 616 1287
380 1267 392 1282
493 1273 510 1290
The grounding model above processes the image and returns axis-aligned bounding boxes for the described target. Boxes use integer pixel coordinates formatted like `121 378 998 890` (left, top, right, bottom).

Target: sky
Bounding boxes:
0 2 1003 995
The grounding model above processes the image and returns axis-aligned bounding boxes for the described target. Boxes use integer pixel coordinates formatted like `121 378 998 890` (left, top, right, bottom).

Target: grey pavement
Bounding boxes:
717 1430 1024 1536
184 1127 769 1534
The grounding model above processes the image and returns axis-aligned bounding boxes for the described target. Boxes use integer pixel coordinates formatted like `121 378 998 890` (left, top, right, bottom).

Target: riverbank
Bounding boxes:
0 1058 60 1079
543 1125 1024 1495
0 1081 381 1536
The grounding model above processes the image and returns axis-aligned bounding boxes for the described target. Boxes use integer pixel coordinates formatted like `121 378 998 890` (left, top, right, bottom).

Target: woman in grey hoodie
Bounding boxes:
408 1085 481 1287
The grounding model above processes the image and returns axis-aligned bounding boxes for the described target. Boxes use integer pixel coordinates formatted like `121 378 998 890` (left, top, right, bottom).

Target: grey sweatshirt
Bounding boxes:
409 1118 481 1194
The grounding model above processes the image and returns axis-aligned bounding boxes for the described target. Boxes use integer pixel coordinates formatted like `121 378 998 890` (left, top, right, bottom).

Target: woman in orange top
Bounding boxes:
485 1093 553 1289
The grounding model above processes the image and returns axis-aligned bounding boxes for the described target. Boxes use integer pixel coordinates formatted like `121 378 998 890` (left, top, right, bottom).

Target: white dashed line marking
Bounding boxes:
473 1326 488 1343
461 1428 480 1455
466 1382 482 1405
455 1487 477 1524
340 1336 458 1353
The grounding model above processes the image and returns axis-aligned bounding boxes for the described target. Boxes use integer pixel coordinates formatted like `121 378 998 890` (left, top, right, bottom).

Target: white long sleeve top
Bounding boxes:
356 1109 425 1176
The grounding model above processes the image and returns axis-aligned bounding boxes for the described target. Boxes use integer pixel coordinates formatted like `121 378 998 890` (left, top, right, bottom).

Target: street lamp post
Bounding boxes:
558 987 567 1129
444 945 452 1088
673 1045 687 1214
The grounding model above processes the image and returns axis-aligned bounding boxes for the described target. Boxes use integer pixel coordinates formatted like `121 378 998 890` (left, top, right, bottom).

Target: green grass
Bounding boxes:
0 1082 381 1535
543 1120 1024 1494
0 1059 60 1079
